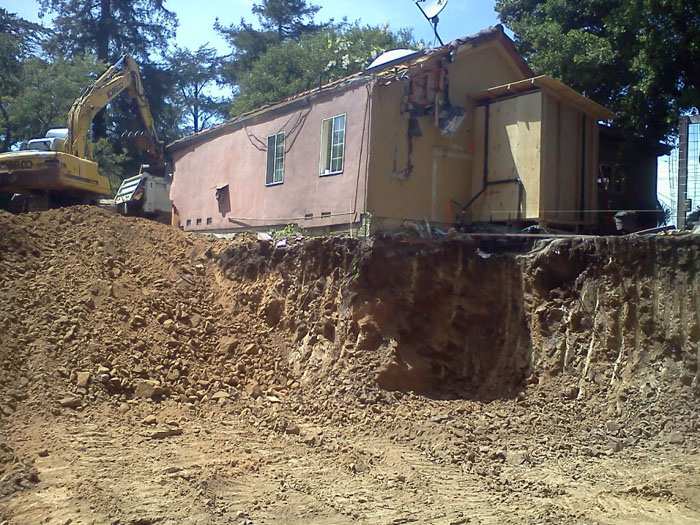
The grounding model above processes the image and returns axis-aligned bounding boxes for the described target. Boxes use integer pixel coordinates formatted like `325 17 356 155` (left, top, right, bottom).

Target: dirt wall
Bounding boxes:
523 236 700 405
218 233 700 402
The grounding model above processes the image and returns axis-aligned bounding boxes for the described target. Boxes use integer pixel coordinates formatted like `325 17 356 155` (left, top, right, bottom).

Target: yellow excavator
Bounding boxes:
0 55 165 211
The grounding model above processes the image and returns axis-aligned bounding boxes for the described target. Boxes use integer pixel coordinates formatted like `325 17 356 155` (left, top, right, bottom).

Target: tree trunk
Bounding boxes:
93 0 112 141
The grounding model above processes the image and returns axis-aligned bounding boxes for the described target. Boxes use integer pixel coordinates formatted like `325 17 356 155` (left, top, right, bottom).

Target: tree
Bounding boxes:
5 55 104 144
0 8 49 151
230 23 415 116
38 0 177 63
252 0 322 39
0 8 47 56
93 137 130 192
38 0 178 139
166 45 227 134
215 0 325 87
496 0 700 147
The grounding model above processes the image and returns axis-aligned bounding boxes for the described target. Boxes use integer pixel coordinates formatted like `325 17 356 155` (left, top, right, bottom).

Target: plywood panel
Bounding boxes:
554 104 582 223
469 92 542 222
540 93 561 222
467 106 487 222
467 91 603 228
540 96 602 227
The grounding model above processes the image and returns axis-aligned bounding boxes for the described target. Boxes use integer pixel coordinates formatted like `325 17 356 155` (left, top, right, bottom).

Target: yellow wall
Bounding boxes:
448 42 528 100
366 41 528 227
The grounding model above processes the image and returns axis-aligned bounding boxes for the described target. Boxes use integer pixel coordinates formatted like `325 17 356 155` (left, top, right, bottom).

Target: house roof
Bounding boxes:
167 26 530 153
473 76 615 121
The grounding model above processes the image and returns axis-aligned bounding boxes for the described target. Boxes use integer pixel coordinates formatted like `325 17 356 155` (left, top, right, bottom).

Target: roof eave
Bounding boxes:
473 75 614 121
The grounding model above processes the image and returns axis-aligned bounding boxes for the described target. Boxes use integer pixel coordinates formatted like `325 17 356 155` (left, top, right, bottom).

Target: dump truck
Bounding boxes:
0 55 166 212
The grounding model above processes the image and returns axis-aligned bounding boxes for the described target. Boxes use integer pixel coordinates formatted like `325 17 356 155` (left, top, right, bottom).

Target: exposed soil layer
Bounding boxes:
1 207 699 524
220 237 531 398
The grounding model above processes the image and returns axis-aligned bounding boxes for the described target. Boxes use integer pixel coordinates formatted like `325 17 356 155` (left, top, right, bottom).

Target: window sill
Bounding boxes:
320 170 343 177
265 181 284 187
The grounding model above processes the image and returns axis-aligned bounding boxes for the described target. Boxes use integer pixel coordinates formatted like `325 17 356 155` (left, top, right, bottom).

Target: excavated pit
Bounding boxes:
220 238 531 398
1 207 697 410
218 234 700 402
523 236 700 399
221 236 700 399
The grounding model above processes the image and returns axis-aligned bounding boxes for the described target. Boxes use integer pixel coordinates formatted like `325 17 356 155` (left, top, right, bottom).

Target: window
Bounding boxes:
186 219 192 227
206 218 212 225
320 114 346 176
196 218 202 225
266 132 285 185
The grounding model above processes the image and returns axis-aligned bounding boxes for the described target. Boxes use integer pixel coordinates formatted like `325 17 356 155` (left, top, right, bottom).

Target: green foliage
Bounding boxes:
38 0 179 142
166 45 228 134
0 8 49 151
215 0 325 87
38 0 177 62
231 23 415 115
216 0 414 116
496 0 700 146
0 34 23 151
93 138 131 193
6 55 104 144
252 0 323 39
0 7 48 57
272 223 303 239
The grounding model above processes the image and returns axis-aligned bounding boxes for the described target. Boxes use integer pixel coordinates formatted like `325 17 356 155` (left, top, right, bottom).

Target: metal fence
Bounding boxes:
677 115 700 228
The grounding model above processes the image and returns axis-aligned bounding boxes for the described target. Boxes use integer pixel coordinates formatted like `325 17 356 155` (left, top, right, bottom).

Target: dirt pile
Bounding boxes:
0 207 286 416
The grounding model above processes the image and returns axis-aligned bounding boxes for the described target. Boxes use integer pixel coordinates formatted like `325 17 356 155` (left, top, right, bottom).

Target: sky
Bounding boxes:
1 0 501 53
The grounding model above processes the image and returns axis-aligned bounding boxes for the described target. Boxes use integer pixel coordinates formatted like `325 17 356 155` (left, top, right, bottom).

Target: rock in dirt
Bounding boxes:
133 380 165 400
245 382 263 399
58 396 81 409
75 371 91 388
506 451 528 466
285 422 301 435
607 438 624 453
667 432 685 445
148 428 183 440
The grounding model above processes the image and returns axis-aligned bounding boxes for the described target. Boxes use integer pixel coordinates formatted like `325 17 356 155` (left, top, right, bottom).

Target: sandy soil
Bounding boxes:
1 207 698 524
3 396 699 525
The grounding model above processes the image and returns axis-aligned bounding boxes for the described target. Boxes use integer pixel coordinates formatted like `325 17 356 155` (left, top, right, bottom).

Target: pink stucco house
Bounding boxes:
167 26 612 234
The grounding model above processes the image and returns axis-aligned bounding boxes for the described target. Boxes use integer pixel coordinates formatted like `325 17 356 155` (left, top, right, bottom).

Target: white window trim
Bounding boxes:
266 131 285 186
319 113 347 177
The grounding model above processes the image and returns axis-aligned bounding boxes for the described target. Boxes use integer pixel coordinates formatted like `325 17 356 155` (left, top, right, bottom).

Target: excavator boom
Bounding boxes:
66 55 164 173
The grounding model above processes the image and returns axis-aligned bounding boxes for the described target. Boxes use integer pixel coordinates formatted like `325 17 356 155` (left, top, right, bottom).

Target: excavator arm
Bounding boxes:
65 55 165 174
